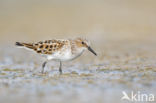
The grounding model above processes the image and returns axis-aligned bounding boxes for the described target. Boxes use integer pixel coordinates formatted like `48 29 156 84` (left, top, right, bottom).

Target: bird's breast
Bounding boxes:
46 45 85 61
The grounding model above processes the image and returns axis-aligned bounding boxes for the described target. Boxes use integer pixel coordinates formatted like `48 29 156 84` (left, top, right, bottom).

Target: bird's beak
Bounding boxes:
88 46 97 56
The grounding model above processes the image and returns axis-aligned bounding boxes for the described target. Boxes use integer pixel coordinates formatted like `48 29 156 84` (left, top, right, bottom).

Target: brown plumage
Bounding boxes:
15 40 64 55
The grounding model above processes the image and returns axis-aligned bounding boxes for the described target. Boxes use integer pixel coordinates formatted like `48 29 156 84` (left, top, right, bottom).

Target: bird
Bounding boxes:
15 37 97 74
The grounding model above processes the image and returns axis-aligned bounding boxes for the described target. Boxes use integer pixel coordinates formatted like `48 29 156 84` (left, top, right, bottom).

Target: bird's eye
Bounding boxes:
82 41 85 44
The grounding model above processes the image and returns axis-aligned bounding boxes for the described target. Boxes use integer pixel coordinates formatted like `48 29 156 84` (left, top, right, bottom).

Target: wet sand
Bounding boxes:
0 40 156 103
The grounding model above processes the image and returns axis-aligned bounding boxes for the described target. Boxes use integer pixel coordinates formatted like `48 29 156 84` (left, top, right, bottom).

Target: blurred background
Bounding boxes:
0 0 156 43
0 0 156 103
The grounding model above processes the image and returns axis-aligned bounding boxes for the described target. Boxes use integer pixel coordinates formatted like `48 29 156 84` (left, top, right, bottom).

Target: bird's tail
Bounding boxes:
15 42 34 49
15 42 24 46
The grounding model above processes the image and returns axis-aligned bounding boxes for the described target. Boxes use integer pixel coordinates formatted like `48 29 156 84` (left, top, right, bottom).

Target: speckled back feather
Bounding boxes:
16 40 65 54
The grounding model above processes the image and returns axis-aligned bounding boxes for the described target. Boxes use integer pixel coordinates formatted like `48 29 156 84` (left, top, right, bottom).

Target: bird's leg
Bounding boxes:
42 61 47 73
59 61 62 74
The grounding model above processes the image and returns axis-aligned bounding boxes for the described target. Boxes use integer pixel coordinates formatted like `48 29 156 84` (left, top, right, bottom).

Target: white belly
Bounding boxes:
46 48 84 62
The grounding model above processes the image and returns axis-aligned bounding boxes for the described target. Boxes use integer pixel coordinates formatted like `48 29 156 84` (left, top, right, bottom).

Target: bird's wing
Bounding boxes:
16 40 65 55
33 40 65 54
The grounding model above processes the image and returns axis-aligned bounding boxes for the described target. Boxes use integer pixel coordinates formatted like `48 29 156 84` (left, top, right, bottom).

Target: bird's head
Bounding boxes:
74 38 97 56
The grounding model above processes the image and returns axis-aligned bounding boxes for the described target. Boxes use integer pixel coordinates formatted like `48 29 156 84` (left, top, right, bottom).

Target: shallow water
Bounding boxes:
0 41 156 103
